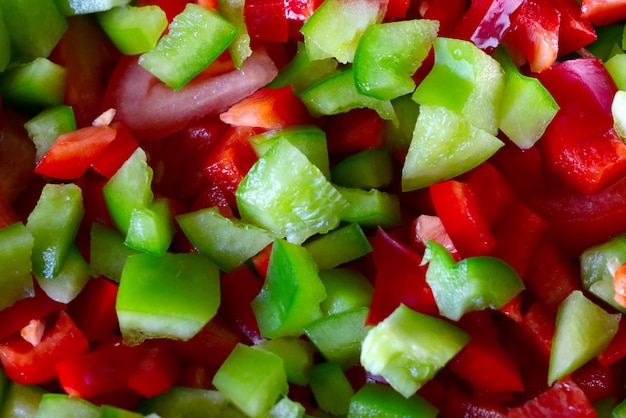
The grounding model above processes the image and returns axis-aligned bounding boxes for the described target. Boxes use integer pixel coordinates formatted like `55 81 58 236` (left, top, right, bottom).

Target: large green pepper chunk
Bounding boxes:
0 223 34 310
116 252 220 344
347 383 438 418
423 240 525 321
251 238 326 339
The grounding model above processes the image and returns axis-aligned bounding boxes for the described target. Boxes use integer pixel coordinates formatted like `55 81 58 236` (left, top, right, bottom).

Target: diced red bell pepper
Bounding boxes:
443 386 508 418
548 0 597 55
0 109 37 205
365 227 438 325
503 0 560 73
599 318 626 367
572 360 624 404
90 122 139 179
128 339 180 398
177 362 218 389
418 0 467 37
385 0 411 18
66 276 119 342
249 243 272 279
409 214 458 259
189 183 234 218
195 0 217 8
285 0 321 38
0 287 65 342
0 197 20 229
581 0 626 26
219 266 264 343
34 125 118 180
0 311 89 384
219 86 313 130
135 0 189 22
324 108 385 157
429 180 496 258
244 0 288 43
518 301 555 361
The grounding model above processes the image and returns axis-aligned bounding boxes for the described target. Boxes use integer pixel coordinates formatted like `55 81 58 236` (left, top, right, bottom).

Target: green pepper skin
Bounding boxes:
423 240 524 321
347 383 438 418
0 222 34 310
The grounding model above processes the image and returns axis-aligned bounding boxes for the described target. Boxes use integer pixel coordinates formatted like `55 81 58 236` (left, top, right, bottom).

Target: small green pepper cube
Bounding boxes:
423 240 525 321
26 183 84 280
176 206 275 273
216 0 251 69
309 362 355 416
139 3 238 90
55 0 130 15
331 147 394 190
361 304 470 398
336 186 402 229
0 222 34 310
304 223 372 271
299 68 397 123
97 5 168 55
267 397 305 418
401 105 504 192
347 383 439 418
0 0 67 61
124 197 175 256
237 139 347 245
255 337 316 386
90 222 140 283
103 147 154 236
34 393 100 418
0 58 66 113
35 244 90 304
24 105 77 162
300 0 386 64
251 239 326 339
100 405 143 418
212 344 289 418
137 387 229 417
0 7 9 71
319 268 374 315
354 19 439 100
605 53 626 91
116 252 220 344
0 381 47 418
303 306 372 369
548 290 620 386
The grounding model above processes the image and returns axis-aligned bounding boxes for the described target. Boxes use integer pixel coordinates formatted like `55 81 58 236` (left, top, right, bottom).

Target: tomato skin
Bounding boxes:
0 311 89 384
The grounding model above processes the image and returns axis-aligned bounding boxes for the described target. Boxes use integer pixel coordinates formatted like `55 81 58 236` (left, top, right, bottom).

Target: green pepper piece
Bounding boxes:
303 306 372 369
216 0 251 69
412 37 504 136
354 19 439 100
137 387 228 417
24 105 76 162
251 238 326 339
613 91 626 139
548 290 620 386
212 344 289 418
124 197 174 256
255 337 316 386
336 185 402 229
300 0 386 64
0 58 66 113
0 222 34 310
236 139 347 245
401 105 504 191
55 0 129 16
267 41 339 95
0 381 47 418
605 53 626 90
319 268 374 315
304 223 372 271
0 0 67 61
385 94 420 156
89 222 140 283
176 206 275 273
331 147 394 189
116 252 220 344
299 68 397 123
585 24 624 61
612 397 626 418
309 362 355 416
347 383 439 418
493 47 559 149
34 393 100 418
361 304 470 398
26 183 83 280
0 8 9 71
139 3 238 90
268 397 305 418
96 4 167 55
100 405 143 418
35 243 89 304
423 240 524 321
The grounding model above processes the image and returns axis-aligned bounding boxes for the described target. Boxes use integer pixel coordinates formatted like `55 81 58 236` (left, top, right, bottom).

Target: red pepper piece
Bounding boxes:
324 108 385 157
0 109 37 205
599 318 626 367
0 287 65 342
386 0 411 18
518 301 555 361
365 227 438 325
90 122 139 179
409 214 458 259
0 197 20 229
417 0 467 37
177 363 218 389
244 0 288 42
219 266 264 343
581 0 626 25
548 0 597 55
443 386 508 418
572 360 624 404
189 183 234 218
429 180 496 258
67 276 119 342
136 0 188 22
128 339 180 398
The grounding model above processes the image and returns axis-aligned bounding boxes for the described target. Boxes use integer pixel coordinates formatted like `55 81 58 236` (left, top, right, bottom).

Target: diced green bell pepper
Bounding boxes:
319 268 374 315
96 4 168 55
300 0 386 64
34 393 100 418
423 240 524 321
267 397 305 418
89 222 140 283
303 223 372 271
492 47 559 149
412 37 504 136
236 138 347 245
385 94 420 156
613 90 626 139
26 183 84 280
0 222 34 310
612 397 626 418
116 252 220 344
251 238 326 339
100 405 143 418
0 0 67 61
353 19 439 100
0 7 9 71
0 58 66 113
35 243 89 304
139 3 238 90
216 0 251 69
360 304 470 398
331 147 394 190
336 185 402 229
309 362 355 416
55 0 129 16
347 382 438 418
0 381 47 418
303 306 371 369
585 24 624 61
137 387 229 417
605 53 626 91
124 197 174 256
177 206 275 273
212 344 289 418
255 337 316 386
401 105 504 191
299 68 397 123
24 105 76 162
548 290 620 386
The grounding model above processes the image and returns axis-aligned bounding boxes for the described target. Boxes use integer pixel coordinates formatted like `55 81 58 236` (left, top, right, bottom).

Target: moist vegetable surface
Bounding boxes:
2 0 626 417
